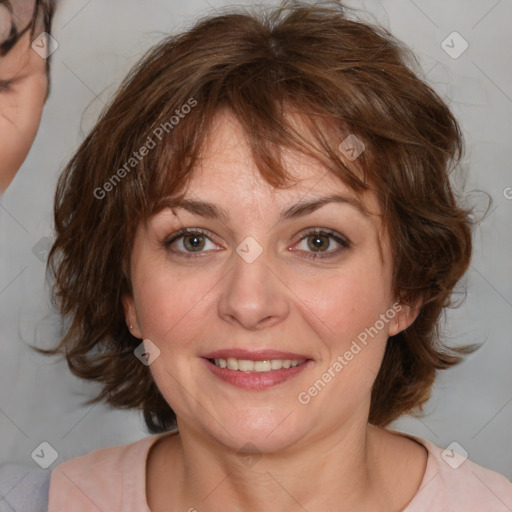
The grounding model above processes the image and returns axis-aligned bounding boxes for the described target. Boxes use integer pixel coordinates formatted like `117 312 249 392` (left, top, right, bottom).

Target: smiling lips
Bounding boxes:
202 349 312 389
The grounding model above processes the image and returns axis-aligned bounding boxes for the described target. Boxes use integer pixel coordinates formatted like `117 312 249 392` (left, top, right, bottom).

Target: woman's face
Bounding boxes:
124 110 413 452
0 1 48 192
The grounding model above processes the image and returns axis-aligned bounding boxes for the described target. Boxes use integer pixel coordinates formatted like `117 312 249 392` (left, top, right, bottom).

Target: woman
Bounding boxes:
44 1 512 510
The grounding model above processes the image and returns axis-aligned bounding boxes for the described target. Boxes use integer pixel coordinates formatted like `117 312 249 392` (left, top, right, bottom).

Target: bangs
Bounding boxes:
134 96 371 221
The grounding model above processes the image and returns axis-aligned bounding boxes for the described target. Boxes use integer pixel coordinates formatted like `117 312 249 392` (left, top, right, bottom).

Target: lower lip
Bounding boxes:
203 359 312 390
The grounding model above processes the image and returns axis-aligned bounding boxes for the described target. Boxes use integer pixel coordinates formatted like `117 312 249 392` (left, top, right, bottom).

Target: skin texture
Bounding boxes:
0 3 48 193
123 110 427 512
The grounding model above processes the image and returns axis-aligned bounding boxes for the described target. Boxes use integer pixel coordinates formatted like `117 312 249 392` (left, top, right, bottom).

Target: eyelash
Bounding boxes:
163 227 350 261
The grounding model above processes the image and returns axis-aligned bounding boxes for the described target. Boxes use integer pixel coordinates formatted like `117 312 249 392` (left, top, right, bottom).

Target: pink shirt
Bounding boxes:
48 430 512 511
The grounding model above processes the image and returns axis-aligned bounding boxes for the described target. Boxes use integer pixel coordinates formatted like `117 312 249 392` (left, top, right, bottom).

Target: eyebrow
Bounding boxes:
162 193 369 222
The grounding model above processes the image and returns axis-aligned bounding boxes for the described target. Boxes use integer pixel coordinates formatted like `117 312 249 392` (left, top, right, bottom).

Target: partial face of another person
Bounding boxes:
0 0 48 192
123 110 414 453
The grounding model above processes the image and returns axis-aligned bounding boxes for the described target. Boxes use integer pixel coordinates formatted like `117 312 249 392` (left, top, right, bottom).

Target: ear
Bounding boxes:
387 297 421 337
121 293 142 339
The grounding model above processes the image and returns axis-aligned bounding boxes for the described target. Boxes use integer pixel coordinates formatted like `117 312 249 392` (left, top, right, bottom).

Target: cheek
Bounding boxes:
133 262 219 348
292 259 393 348
290 266 393 411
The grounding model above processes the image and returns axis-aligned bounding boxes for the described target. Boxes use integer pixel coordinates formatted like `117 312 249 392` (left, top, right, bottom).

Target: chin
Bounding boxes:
200 408 307 454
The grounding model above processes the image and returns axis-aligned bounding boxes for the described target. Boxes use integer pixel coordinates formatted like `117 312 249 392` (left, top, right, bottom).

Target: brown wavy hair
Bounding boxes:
40 0 477 433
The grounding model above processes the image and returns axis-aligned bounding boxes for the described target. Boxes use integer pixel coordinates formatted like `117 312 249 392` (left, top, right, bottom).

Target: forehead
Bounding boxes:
180 109 381 218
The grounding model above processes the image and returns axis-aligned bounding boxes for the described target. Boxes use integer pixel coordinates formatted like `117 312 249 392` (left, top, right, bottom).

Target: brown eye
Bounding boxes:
164 228 221 258
307 233 330 251
294 229 350 260
182 233 206 252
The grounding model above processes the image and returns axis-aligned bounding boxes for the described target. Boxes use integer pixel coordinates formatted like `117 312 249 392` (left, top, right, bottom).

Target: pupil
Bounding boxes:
185 235 204 251
310 235 327 251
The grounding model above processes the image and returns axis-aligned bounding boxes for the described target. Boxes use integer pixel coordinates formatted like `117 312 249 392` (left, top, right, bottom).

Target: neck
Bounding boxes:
163 421 396 512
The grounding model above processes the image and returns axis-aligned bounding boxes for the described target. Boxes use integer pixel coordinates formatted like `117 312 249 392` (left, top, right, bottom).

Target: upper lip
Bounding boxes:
202 349 311 361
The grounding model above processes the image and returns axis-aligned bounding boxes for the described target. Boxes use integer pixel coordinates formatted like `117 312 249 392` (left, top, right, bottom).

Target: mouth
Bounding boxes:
207 357 306 372
202 350 312 390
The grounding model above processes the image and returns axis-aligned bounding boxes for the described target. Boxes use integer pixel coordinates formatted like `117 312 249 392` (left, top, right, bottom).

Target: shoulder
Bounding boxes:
403 434 512 512
428 440 512 510
47 434 161 512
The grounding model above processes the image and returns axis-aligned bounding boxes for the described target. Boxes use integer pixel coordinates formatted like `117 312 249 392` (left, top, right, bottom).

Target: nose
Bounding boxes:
217 243 291 330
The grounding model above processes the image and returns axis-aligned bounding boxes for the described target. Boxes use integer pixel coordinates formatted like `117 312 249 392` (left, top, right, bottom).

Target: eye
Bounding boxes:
162 227 351 261
292 229 350 260
163 228 222 258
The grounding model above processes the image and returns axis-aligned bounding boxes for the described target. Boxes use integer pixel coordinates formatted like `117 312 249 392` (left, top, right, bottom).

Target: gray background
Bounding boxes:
1 0 511 487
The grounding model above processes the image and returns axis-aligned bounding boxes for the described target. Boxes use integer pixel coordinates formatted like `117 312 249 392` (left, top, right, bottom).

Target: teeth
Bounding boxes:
254 360 271 372
227 357 238 370
212 358 305 372
271 359 282 370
